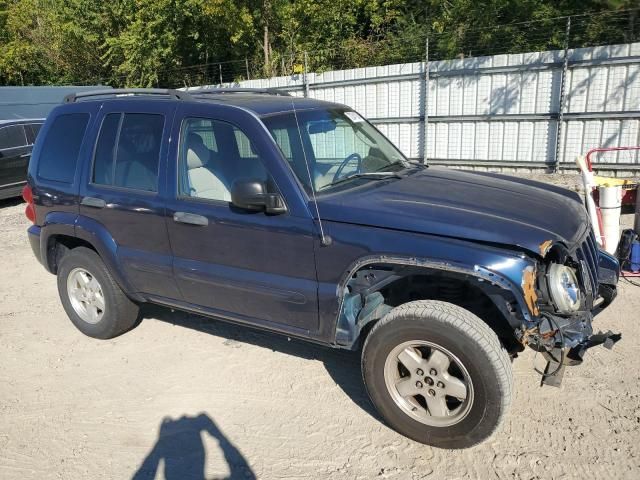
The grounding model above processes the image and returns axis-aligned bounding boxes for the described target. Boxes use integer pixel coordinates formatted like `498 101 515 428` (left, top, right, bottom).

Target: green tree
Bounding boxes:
0 0 637 87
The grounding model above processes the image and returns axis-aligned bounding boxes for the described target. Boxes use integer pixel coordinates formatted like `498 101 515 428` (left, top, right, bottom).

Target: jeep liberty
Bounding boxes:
24 88 620 448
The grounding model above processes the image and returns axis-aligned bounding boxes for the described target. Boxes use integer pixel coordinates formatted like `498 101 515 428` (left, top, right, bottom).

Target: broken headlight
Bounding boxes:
547 263 582 313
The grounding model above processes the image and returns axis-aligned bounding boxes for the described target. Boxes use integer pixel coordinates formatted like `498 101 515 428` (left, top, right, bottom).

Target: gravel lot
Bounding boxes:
1 172 639 479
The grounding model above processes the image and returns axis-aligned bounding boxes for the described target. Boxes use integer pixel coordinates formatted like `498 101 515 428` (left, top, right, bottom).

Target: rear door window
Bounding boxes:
92 113 163 192
0 125 27 150
37 113 89 183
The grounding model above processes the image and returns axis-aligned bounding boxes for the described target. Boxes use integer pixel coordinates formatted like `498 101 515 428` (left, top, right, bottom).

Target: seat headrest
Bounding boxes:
186 133 208 169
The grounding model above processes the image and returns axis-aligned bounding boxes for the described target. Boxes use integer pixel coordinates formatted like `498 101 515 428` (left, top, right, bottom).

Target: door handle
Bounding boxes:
81 196 106 208
173 211 209 226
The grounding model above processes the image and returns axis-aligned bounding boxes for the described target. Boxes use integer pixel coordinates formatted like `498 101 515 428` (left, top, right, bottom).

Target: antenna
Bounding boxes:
291 100 331 247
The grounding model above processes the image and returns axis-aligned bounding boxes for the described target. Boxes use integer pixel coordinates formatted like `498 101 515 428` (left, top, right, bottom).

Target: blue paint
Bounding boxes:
631 241 640 272
25 92 620 348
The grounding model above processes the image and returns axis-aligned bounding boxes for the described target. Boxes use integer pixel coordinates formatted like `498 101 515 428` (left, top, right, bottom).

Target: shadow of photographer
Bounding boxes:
132 413 255 480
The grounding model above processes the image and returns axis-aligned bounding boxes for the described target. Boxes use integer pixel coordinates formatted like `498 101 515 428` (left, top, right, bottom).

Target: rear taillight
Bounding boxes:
22 185 35 224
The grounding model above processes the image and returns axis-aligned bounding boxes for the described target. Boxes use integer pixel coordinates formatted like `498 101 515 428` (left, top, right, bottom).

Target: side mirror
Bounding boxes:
231 180 287 214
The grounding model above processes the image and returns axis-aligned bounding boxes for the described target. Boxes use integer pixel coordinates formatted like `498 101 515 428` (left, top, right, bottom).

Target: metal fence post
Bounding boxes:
245 58 250 80
219 63 223 85
303 51 310 97
553 16 571 172
423 38 430 164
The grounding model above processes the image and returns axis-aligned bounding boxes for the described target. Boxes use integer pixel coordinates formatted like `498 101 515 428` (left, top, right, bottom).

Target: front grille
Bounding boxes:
575 229 600 297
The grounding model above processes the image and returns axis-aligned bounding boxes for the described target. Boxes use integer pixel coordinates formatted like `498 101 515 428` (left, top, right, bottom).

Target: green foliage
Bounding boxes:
0 0 637 86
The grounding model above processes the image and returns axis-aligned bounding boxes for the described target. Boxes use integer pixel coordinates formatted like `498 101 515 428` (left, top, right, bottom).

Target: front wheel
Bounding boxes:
362 300 513 449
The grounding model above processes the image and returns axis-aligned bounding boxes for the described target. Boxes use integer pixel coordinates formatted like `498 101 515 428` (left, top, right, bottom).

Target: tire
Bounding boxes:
57 247 140 339
362 300 512 449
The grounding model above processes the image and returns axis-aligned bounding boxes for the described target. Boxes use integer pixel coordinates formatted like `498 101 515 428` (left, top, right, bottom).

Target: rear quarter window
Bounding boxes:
37 113 89 183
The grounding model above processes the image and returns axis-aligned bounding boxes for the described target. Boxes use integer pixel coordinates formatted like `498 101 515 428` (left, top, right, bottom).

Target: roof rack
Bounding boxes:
187 88 291 97
62 87 291 104
63 88 193 103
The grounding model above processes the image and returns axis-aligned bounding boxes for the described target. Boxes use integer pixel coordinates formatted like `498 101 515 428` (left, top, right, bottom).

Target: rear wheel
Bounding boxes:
362 300 512 449
57 247 140 339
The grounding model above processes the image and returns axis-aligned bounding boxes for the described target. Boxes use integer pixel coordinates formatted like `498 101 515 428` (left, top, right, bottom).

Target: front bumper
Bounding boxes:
541 280 618 348
534 279 620 386
516 234 621 386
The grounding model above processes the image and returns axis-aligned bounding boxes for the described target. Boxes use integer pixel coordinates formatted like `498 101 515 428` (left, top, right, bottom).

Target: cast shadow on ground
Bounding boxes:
132 412 255 480
141 305 381 423
0 197 24 209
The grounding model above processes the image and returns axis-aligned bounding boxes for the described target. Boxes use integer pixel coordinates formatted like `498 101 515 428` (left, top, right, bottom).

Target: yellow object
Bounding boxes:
592 176 636 187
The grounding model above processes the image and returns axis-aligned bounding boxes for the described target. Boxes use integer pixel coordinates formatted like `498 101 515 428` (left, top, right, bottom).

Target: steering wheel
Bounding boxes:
332 153 363 183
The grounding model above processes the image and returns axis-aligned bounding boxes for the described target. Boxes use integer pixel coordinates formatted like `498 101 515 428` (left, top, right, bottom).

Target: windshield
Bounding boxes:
262 108 412 193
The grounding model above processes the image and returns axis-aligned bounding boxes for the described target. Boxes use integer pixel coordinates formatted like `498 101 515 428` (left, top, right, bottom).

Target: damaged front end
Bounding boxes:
517 234 621 386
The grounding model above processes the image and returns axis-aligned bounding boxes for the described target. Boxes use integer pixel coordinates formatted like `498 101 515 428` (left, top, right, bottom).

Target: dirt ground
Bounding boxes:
1 172 639 480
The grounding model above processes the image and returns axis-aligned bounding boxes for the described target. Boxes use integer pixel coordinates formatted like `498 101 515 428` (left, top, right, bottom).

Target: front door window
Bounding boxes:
178 118 271 202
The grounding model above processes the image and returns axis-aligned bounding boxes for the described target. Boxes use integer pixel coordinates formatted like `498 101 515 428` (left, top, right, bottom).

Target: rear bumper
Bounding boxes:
27 225 43 266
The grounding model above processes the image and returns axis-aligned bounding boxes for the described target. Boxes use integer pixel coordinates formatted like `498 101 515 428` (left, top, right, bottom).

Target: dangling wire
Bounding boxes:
291 99 330 246
532 314 565 378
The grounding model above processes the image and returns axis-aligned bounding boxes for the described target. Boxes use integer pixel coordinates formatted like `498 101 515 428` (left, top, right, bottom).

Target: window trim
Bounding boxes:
262 119 317 201
175 115 289 213
175 117 231 207
89 111 164 195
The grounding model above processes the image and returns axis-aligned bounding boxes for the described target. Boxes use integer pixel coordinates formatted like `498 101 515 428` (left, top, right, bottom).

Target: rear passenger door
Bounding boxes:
79 102 181 299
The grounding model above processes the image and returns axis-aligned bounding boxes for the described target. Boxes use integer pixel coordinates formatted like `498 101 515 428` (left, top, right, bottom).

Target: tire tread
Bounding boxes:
362 300 513 448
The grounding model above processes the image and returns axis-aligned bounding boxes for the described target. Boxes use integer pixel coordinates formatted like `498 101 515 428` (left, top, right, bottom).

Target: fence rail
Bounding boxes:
192 40 640 171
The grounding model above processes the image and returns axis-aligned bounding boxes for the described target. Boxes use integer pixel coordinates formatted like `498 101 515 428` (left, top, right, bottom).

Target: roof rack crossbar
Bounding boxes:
63 88 193 103
187 87 291 97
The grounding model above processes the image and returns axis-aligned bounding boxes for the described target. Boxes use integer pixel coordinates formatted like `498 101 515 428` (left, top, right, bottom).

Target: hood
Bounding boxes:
317 167 589 255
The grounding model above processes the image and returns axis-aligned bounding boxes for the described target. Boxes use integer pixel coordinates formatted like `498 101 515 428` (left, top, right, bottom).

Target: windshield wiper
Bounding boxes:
408 160 429 169
318 171 402 191
376 159 428 172
377 160 407 171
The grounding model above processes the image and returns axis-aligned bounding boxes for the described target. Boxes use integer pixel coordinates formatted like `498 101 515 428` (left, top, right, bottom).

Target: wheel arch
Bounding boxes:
45 233 96 273
334 255 533 354
42 214 143 302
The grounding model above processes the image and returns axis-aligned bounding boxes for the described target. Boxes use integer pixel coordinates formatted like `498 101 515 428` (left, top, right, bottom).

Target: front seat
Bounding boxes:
185 134 231 201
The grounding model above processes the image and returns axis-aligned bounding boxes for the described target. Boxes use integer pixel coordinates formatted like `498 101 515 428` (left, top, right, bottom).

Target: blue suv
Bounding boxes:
25 88 620 448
